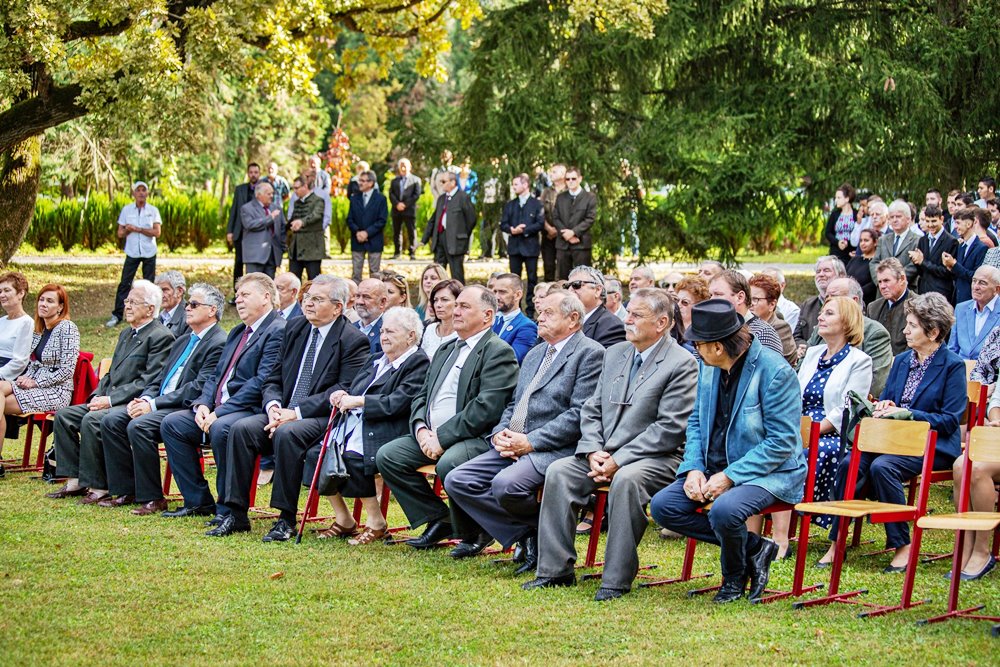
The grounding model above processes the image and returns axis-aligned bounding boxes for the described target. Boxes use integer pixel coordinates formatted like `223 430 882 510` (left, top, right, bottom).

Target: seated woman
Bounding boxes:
381 271 412 309
0 271 34 380
818 292 967 571
748 273 798 365
420 279 462 360
310 307 429 544
415 263 448 322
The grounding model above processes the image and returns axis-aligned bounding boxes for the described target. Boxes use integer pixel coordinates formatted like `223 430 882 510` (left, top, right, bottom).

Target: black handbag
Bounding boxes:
315 415 351 496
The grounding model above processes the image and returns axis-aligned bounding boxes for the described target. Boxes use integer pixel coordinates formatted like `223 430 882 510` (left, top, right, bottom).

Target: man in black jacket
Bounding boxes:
551 167 597 280
422 171 477 283
910 204 959 302
501 173 545 317
226 163 261 297
389 158 422 259
566 266 626 348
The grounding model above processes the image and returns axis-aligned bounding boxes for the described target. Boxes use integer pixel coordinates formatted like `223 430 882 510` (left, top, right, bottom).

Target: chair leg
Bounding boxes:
640 537 714 588
21 416 34 468
850 517 865 547
860 526 930 618
352 498 363 525
249 455 261 507
756 512 824 604
162 462 173 497
794 515 867 609
34 418 50 470
583 492 607 568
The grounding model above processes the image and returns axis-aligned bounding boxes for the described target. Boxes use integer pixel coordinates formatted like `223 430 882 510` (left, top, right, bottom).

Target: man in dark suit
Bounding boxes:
287 175 326 281
551 166 597 280
565 266 625 348
227 163 260 293
160 273 286 520
377 286 519 556
239 181 286 279
539 164 567 282
422 171 476 283
354 278 386 355
910 204 959 301
868 258 911 355
155 270 191 338
47 280 175 502
501 173 545 316
221 275 370 539
100 283 228 514
943 207 990 304
870 199 920 285
793 256 846 356
346 170 388 284
274 272 303 321
491 273 538 364
389 158 422 260
446 290 605 572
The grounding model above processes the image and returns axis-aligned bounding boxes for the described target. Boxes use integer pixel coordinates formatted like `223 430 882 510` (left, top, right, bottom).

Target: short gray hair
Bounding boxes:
255 181 274 196
604 278 623 294
276 271 301 292
383 306 424 345
816 255 847 276
762 267 785 285
311 274 350 306
888 198 913 220
631 287 675 321
631 266 656 282
974 265 1000 285
839 277 865 303
876 257 906 280
154 270 186 289
464 284 499 314
132 279 163 316
569 265 606 299
869 200 888 216
189 283 225 321
905 292 955 343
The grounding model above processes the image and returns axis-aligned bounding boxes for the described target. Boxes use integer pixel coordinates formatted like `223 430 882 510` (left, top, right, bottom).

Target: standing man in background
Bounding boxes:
423 172 476 283
107 182 162 328
390 158 422 260
501 173 545 317
226 164 260 304
540 164 567 283
552 167 597 280
346 171 388 283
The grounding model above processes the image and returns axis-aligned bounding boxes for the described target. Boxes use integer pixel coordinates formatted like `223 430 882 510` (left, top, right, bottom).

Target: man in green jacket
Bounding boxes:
287 175 326 281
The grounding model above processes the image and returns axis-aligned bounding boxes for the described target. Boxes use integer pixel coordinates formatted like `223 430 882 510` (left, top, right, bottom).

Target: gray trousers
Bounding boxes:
351 251 382 284
55 404 130 488
535 454 678 591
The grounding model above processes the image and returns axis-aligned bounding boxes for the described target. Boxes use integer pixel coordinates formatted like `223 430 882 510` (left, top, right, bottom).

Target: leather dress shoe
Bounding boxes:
205 515 224 527
262 519 295 543
513 535 538 576
405 520 452 549
161 505 215 518
512 541 526 564
132 499 169 516
712 576 746 604
78 491 110 505
450 532 494 559
521 574 576 590
205 514 251 537
97 495 136 508
45 484 87 499
594 587 626 602
746 537 779 602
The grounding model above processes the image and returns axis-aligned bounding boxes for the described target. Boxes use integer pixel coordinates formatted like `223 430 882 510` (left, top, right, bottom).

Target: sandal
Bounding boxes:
316 521 359 539
575 516 594 535
348 526 388 546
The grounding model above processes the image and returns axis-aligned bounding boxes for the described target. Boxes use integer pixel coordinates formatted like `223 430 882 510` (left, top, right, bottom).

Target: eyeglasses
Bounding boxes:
185 301 210 309
750 297 772 305
123 299 150 307
566 176 580 181
664 283 679 289
302 294 336 304
566 280 599 290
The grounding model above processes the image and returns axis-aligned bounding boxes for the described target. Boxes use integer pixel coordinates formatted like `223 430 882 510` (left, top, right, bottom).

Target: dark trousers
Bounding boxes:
392 213 416 256
54 404 113 483
101 407 172 502
479 216 505 258
243 262 276 279
269 417 332 514
433 241 465 284
233 242 244 289
375 434 489 539
288 258 321 282
444 447 546 548
650 476 777 580
556 247 592 281
508 255 538 316
541 237 557 282
160 408 253 515
828 450 955 549
112 255 156 319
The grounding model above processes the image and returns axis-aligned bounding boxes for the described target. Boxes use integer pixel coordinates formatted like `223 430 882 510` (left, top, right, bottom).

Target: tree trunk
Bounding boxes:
0 136 41 265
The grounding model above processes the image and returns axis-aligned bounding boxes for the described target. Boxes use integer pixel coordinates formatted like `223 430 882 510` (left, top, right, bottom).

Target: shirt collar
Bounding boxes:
132 319 153 335
247 310 272 334
501 308 521 325
313 318 337 341
582 306 599 323
518 193 530 206
281 303 298 319
459 327 490 350
360 314 382 334
568 187 582 197
191 322 216 341
381 344 419 371
977 294 999 314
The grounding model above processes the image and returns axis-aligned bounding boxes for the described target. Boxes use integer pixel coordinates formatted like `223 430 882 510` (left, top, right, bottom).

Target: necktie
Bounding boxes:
130 328 139 338
508 346 557 433
893 234 901 255
289 328 320 408
492 315 504 333
364 192 370 207
161 334 199 395
437 196 450 233
264 204 275 235
214 325 252 406
628 351 643 387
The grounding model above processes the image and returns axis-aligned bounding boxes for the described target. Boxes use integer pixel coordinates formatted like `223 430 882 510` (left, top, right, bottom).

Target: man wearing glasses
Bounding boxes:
566 266 626 348
551 167 597 280
346 170 388 283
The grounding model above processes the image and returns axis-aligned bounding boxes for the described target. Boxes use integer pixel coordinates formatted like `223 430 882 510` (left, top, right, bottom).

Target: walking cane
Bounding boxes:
296 407 338 544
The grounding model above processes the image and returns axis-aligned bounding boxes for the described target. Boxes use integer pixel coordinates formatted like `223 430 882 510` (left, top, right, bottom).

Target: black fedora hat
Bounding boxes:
685 298 743 343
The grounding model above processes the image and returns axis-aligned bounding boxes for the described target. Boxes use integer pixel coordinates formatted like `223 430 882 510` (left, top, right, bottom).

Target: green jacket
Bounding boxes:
289 193 326 262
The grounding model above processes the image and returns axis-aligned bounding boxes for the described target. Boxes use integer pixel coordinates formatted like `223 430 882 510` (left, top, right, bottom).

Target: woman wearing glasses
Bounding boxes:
748 274 797 365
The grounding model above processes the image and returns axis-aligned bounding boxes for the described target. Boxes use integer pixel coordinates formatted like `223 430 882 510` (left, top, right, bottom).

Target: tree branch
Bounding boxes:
0 83 87 154
64 18 133 41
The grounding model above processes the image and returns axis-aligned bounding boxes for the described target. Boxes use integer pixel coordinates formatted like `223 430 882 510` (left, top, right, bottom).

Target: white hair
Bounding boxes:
132 279 163 317
888 199 912 220
383 306 423 345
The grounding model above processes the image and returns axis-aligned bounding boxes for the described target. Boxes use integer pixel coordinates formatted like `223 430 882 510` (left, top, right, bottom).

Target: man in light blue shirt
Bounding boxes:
107 181 162 327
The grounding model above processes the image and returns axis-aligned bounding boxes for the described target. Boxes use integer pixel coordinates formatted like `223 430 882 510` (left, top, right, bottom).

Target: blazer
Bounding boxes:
493 312 538 364
389 175 422 219
867 290 911 356
490 332 604 474
141 324 227 411
355 316 383 355
577 335 697 467
96 320 175 407
282 302 304 321
870 228 919 283
196 310 286 416
808 316 893 399
948 299 1000 361
952 237 988 304
798 345 874 433
914 231 959 301
793 295 822 346
239 198 286 266
880 346 968 460
551 189 597 251
287 193 326 262
583 305 626 349
226 182 256 241
162 303 191 338
408 329 519 448
346 190 388 253
21 319 80 399
422 189 477 256
678 338 807 504
500 196 545 257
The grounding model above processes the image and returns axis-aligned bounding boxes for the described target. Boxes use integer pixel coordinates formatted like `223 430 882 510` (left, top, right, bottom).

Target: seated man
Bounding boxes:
221 275 369 539
275 272 303 321
154 270 191 337
100 284 228 515
565 265 626 348
160 273 286 521
47 280 174 502
354 277 387 354
949 265 1000 361
650 299 806 604
793 255 846 354
490 273 538 364
867 258 911 355
376 286 519 556
445 290 604 573
522 288 698 601
708 270 784 357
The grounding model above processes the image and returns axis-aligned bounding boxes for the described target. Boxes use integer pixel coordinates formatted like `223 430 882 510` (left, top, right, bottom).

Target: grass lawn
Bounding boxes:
0 262 996 665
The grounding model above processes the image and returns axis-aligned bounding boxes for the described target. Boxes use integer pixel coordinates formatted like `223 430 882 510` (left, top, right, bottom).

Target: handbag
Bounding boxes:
316 414 351 496
840 390 913 454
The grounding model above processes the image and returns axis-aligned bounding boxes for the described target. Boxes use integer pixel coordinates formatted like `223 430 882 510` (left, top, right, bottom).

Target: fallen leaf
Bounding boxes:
269 572 284 580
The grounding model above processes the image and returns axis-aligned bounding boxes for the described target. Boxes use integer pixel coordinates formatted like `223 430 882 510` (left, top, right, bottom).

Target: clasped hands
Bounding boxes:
559 228 580 244
264 404 298 437
683 470 733 503
492 429 533 459
416 427 444 460
126 398 152 418
194 404 219 433
87 395 112 411
587 451 620 483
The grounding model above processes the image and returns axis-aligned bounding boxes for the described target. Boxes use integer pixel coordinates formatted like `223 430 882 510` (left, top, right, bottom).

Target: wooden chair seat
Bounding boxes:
416 464 436 476
917 512 1000 532
795 499 915 519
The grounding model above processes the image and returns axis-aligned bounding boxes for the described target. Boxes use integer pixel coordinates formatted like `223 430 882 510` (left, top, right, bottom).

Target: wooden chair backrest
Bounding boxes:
964 359 976 381
97 357 112 380
800 416 816 450
968 428 1000 465
856 417 931 457
966 381 983 428
967 381 983 404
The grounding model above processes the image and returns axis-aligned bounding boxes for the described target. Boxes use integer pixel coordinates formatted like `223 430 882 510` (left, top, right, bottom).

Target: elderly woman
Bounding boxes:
531 282 553 317
315 307 430 544
381 272 411 308
825 183 857 263
818 293 967 571
416 263 448 321
420 279 462 359
0 271 34 381
749 274 797 365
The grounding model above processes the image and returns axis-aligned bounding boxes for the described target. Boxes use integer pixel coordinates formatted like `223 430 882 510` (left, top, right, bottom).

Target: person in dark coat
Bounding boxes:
346 170 388 283
501 173 546 316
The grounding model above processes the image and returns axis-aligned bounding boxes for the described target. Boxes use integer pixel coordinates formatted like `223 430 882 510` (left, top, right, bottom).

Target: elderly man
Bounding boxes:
871 199 921 284
761 267 800 331
160 273 286 520
274 272 302 321
286 175 326 281
605 277 627 320
709 271 784 358
389 158 422 259
100 284 228 514
376 286 519 555
155 271 190 337
868 258 912 355
354 278 387 355
523 288 698 600
423 171 477 283
698 261 724 282
650 299 806 604
107 182 162 327
910 204 959 300
48 280 174 501
551 166 598 279
660 271 685 296
446 291 605 573
491 273 538 364
629 266 656 294
793 255 846 351
347 170 388 283
343 279 361 324
944 208 990 304
226 164 260 297
222 275 369 539
240 181 286 279
566 266 626 348
262 161 290 203
949 265 1000 361
501 173 546 316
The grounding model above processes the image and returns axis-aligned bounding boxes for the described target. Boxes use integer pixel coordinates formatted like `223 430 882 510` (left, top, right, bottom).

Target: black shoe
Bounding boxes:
882 564 907 574
513 535 538 576
450 532 494 559
746 538 779 602
161 504 215 518
522 574 576 590
0 463 5 478
712 576 746 604
205 514 251 537
262 518 294 543
205 515 224 527
405 520 452 549
409 254 416 261
594 587 626 602
391 253 401 259
512 541 526 564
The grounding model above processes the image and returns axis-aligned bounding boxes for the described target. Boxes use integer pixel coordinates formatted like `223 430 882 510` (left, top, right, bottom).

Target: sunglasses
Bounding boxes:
185 301 210 309
566 280 599 290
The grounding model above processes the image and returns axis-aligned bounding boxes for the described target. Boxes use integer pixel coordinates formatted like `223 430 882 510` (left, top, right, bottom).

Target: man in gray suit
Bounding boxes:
522 288 698 601
444 290 605 574
870 199 920 284
421 171 476 283
240 181 286 278
154 271 190 338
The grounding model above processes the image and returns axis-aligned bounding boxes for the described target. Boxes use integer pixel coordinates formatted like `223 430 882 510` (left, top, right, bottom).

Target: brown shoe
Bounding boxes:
97 495 136 508
45 484 88 499
348 526 388 546
78 491 110 505
316 521 359 539
132 499 170 516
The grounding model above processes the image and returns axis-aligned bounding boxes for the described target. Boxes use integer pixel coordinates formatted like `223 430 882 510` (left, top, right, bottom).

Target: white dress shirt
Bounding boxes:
117 202 161 258
144 324 217 411
425 328 488 431
974 294 999 338
345 346 419 455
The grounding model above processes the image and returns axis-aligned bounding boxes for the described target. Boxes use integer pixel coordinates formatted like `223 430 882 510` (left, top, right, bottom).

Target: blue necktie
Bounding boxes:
492 315 504 333
161 334 199 395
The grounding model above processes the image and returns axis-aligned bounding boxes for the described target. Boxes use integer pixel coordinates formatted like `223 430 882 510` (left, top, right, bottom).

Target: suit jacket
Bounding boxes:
196 310 286 416
389 175 422 219
95 321 175 407
262 315 369 419
678 338 807 504
583 305 626 349
347 190 388 253
162 303 190 338
952 237 988 304
577 335 697 468
490 332 604 474
282 302 304 321
870 228 920 283
288 193 326 262
240 198 286 266
408 329 519 448
914 231 959 301
422 189 477 256
798 345 873 433
141 324 227 411
552 190 597 251
493 312 538 364
948 299 1000 361
793 295 822 345
867 290 911 356
227 182 256 241
881 346 968 460
807 316 893 399
355 316 383 355
500 197 545 257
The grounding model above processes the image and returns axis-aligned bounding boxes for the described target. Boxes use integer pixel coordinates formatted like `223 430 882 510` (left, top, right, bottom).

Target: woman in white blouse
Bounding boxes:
0 272 34 380
420 279 463 360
